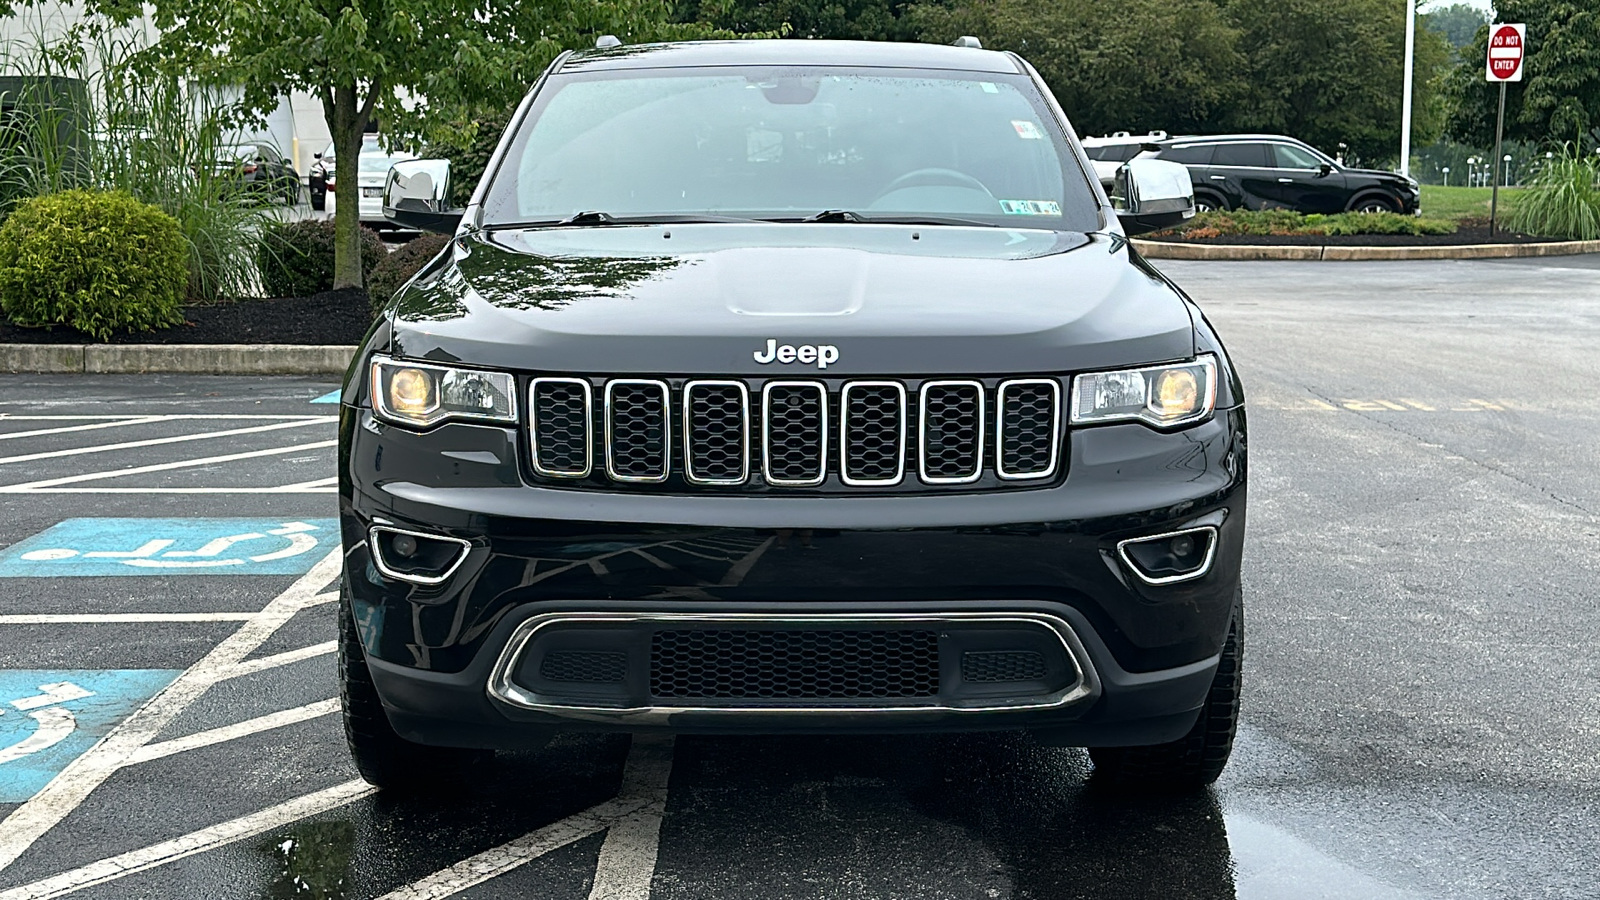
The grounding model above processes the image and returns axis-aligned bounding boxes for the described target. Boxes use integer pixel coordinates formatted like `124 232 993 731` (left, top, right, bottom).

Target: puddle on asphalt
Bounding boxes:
261 820 355 899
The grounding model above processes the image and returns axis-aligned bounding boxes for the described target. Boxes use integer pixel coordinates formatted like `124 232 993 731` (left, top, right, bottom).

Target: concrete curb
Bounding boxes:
1 344 357 375
1132 238 1600 261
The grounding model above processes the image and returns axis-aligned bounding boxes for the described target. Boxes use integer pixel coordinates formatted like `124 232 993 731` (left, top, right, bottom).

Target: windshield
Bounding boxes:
360 153 412 172
479 66 1101 231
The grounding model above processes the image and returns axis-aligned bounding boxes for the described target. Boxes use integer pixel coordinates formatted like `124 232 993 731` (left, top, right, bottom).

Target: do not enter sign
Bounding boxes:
1487 23 1526 82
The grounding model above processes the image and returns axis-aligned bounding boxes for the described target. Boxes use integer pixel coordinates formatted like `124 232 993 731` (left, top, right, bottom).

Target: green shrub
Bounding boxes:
1155 208 1456 238
0 189 187 340
1314 212 1456 236
366 234 452 313
1507 148 1600 240
257 220 387 298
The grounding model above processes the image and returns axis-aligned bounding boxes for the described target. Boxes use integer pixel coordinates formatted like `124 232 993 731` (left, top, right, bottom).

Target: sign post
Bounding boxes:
1485 23 1526 237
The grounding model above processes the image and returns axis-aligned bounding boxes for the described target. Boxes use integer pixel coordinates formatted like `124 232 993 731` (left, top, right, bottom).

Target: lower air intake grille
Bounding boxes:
961 650 1048 683
650 629 940 699
540 650 628 684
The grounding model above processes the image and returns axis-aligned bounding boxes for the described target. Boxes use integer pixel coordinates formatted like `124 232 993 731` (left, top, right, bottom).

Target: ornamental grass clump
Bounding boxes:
0 189 187 340
1507 147 1600 241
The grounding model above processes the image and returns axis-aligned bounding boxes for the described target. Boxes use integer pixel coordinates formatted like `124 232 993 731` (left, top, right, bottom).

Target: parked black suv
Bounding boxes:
1153 134 1420 215
339 38 1247 794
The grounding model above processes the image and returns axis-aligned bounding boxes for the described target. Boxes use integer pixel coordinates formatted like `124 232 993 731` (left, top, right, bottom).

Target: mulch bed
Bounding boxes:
0 288 374 345
1147 223 1555 246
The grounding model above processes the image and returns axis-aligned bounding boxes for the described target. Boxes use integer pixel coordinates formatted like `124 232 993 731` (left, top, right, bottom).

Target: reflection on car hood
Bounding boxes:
388 224 1196 375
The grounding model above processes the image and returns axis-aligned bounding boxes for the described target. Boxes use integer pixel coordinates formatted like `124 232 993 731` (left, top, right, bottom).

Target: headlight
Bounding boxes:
1070 355 1217 428
370 356 517 428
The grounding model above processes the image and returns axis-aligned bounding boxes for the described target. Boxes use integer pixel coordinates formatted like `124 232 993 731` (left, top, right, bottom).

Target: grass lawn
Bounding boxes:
1421 185 1526 222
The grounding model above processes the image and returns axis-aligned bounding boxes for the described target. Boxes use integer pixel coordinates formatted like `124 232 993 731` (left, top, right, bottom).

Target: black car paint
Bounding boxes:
339 40 1247 749
1155 135 1419 215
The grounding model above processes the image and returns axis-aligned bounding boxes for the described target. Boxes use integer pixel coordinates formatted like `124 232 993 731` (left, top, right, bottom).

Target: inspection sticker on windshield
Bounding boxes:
999 200 1061 216
1011 120 1044 139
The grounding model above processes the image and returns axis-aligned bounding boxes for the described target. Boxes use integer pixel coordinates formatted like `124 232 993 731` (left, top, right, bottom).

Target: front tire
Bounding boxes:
1352 195 1398 214
1088 596 1242 792
340 588 492 791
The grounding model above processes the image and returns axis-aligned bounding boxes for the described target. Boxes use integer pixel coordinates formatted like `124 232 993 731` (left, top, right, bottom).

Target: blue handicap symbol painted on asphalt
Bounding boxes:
0 518 339 577
310 389 341 404
0 669 180 802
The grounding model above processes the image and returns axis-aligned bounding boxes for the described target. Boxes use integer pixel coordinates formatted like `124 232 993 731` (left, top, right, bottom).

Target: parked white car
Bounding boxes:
1081 131 1167 191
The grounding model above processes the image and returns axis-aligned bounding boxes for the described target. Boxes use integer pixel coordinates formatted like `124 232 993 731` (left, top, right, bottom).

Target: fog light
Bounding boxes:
370 526 471 586
1116 526 1217 586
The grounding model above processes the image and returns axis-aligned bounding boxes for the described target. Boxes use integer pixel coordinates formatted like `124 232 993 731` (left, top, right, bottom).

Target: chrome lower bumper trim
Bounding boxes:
485 611 1100 725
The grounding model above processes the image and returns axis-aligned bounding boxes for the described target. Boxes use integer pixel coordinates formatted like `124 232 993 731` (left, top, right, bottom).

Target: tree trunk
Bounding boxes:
325 82 371 290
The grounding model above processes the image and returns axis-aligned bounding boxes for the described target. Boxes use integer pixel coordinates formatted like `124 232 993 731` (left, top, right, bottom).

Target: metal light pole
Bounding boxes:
1400 0 1417 176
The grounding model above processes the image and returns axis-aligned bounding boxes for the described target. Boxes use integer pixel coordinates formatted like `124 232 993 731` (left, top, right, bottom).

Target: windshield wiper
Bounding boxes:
778 211 997 228
487 213 761 230
800 209 867 223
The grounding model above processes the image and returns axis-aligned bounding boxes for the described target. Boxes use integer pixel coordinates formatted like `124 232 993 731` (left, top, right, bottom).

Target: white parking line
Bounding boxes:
0 780 375 900
128 699 339 765
0 419 329 466
223 641 336 680
0 440 339 492
588 735 675 900
0 415 335 422
379 736 676 900
6 486 338 494
0 613 257 624
0 417 169 442
0 550 342 871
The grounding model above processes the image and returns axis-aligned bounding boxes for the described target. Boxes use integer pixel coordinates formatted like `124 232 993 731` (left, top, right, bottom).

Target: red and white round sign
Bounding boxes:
1486 23 1526 83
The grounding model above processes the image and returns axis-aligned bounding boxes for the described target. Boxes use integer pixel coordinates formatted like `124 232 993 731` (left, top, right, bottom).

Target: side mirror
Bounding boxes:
1112 158 1195 236
1318 163 1334 177
384 159 463 234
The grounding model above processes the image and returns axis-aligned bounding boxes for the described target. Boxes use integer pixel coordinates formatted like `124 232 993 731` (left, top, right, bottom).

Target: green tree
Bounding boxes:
66 0 735 291
911 0 1245 138
1445 1 1600 148
1422 2 1488 50
1221 0 1453 164
680 0 927 41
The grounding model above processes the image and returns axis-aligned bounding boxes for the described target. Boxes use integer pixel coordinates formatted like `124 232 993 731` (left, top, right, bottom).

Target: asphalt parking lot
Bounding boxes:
0 254 1596 899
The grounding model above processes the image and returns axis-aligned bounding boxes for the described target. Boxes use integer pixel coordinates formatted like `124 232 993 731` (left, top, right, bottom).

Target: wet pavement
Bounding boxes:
0 254 1596 898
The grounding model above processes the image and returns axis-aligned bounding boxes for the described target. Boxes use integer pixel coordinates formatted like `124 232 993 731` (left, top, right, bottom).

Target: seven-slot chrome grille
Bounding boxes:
526 376 1063 491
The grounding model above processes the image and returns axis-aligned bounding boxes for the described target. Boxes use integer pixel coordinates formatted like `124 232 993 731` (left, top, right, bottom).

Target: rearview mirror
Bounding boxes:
1318 163 1334 177
384 159 463 234
1112 158 1195 236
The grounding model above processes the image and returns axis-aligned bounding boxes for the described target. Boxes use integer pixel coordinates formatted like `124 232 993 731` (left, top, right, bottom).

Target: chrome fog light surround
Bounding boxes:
369 524 472 586
1116 525 1218 586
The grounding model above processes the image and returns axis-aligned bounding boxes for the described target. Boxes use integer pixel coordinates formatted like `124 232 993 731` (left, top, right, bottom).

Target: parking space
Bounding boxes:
0 255 1596 898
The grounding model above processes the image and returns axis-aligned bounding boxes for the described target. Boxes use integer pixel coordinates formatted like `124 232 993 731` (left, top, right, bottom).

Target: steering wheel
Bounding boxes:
874 167 993 201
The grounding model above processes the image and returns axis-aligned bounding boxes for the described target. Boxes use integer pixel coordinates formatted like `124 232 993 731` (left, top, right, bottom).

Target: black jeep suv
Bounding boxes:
338 38 1248 793
1153 134 1420 215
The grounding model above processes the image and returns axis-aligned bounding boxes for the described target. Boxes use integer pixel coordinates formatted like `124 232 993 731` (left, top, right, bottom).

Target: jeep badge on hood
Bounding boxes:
753 339 840 369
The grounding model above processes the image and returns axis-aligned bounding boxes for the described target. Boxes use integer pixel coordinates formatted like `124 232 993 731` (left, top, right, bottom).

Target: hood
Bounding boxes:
1344 166 1413 184
388 224 1195 376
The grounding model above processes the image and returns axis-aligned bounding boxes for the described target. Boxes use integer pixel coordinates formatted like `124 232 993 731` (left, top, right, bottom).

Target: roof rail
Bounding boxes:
595 35 622 49
951 36 982 49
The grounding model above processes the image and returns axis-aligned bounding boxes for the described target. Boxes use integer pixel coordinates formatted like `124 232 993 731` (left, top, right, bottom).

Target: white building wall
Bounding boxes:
1 2 329 178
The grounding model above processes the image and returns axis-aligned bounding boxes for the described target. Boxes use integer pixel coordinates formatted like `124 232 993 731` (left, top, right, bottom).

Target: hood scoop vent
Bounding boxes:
721 248 868 317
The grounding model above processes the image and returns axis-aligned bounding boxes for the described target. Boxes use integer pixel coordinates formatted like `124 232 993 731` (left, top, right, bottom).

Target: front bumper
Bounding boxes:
340 403 1247 746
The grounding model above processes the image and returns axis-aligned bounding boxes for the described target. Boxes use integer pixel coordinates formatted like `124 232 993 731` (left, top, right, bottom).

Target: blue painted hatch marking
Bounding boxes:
310 390 341 404
0 518 339 577
0 670 180 802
